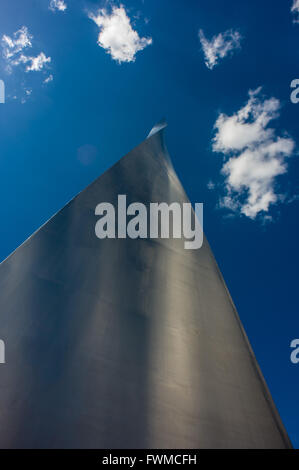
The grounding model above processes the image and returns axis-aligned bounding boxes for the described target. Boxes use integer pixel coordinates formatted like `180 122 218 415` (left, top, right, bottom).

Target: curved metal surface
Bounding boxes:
0 123 292 448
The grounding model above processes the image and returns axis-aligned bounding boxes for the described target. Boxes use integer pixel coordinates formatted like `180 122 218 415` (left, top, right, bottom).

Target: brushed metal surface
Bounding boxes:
0 124 292 448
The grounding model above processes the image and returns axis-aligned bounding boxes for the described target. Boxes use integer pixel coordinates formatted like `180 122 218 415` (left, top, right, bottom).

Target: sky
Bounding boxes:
0 0 298 448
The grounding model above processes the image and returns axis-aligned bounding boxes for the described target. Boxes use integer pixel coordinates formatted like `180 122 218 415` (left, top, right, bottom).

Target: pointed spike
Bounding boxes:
147 118 167 139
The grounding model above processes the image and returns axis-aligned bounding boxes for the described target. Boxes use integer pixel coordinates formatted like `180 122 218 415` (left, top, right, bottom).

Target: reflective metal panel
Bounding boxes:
0 124 292 448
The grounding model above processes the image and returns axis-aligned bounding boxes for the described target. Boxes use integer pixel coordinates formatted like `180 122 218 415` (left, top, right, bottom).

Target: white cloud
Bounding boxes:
88 5 152 63
1 27 51 74
49 0 67 12
207 181 215 190
199 29 241 70
213 88 295 219
44 74 53 83
2 26 32 61
213 88 280 152
291 0 299 23
18 52 51 72
1 26 52 102
20 88 32 104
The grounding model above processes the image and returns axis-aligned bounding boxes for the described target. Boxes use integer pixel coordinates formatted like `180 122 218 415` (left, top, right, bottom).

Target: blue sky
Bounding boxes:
0 0 298 447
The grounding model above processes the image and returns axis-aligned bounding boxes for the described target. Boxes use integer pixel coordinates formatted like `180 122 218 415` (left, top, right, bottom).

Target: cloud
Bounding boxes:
213 88 280 153
49 0 67 12
20 88 32 104
44 74 53 83
1 26 52 101
291 0 299 23
17 52 51 72
212 88 295 219
1 27 51 74
199 29 241 69
2 26 32 62
88 5 152 63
